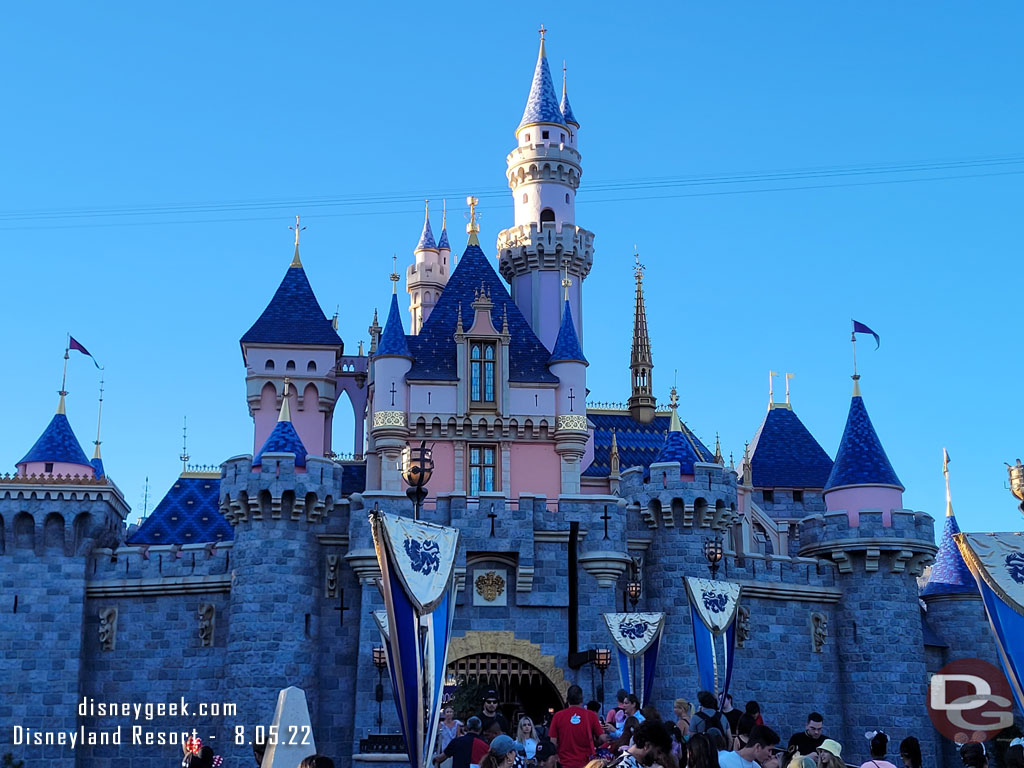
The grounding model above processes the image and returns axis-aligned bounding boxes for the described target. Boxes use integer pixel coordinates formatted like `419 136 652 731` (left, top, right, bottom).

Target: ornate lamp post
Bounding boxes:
626 579 642 611
703 534 724 579
372 645 388 732
402 441 434 520
594 648 611 704
1008 459 1024 515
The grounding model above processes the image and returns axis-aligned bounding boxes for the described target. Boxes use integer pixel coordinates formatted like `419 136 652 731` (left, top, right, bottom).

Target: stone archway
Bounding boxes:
447 631 570 697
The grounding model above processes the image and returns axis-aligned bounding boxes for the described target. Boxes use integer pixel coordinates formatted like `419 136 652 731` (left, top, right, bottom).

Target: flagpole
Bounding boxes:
93 367 105 459
850 323 861 396
60 333 70 397
943 449 953 517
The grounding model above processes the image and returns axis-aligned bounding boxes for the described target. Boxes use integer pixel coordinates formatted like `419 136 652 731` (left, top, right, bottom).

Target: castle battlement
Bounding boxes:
497 222 594 280
620 461 739 530
219 454 343 526
87 540 233 586
798 509 936 576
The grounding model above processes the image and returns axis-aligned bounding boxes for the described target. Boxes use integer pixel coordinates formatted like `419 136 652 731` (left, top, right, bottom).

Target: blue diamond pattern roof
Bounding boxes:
560 89 578 126
378 293 412 357
921 512 977 597
654 428 700 474
407 244 558 383
240 265 343 348
438 226 450 250
749 407 834 488
585 412 714 478
549 301 587 365
825 395 903 490
18 413 92 469
91 458 105 478
253 419 308 468
416 217 437 251
128 475 231 545
341 461 367 495
519 46 566 130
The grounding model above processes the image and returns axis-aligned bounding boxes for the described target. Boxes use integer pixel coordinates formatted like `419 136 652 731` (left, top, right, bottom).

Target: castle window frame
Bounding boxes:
542 130 550 140
793 490 804 504
524 132 531 142
468 444 497 496
307 361 316 373
265 360 275 371
470 342 496 404
286 360 296 371
45 462 54 473
762 490 775 504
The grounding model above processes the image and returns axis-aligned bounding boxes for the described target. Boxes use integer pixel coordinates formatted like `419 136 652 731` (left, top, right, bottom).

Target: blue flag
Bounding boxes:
852 320 880 349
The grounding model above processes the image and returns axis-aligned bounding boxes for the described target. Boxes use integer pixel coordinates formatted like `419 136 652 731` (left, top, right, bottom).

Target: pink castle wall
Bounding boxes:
824 485 903 526
510 442 560 500
17 461 94 478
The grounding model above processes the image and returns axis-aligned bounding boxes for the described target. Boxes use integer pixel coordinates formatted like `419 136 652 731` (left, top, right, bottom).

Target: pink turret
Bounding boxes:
16 394 96 479
407 201 450 335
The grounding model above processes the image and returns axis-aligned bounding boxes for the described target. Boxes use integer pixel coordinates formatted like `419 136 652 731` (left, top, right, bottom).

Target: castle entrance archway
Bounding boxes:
446 632 567 729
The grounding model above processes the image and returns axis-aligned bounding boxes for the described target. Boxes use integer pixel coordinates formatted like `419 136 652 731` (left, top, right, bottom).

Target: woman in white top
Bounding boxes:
515 716 539 762
438 706 462 754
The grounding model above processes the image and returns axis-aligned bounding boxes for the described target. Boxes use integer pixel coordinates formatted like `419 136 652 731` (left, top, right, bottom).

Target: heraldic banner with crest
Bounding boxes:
684 577 742 699
955 531 1024 711
370 509 461 768
602 612 665 707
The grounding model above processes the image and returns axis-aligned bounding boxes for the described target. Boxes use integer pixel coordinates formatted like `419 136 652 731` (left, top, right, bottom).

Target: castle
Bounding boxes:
0 32 1004 768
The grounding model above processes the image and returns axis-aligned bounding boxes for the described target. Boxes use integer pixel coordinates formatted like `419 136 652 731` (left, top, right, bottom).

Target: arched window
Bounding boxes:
565 193 570 204
286 360 296 371
470 343 496 403
524 133 531 142
540 208 555 223
307 361 316 373
522 193 528 204
265 360 275 371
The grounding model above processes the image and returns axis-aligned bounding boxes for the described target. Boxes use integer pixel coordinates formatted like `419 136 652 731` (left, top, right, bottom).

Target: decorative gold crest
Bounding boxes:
475 571 506 602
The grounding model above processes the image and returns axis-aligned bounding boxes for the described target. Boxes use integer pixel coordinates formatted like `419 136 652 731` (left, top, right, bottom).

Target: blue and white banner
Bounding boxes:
956 532 1024 711
684 577 742 699
602 613 664 706
371 509 460 768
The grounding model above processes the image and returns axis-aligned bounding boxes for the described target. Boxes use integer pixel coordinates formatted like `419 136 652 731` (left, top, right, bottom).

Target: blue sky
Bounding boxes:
2 3 1022 534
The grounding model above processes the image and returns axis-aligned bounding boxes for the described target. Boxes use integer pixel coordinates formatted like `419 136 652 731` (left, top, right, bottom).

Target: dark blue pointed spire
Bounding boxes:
549 301 587 365
825 394 903 490
240 264 342 347
922 511 977 596
560 64 579 127
519 37 566 131
652 389 699 473
416 203 436 251
253 391 308 468
377 292 411 357
17 397 92 470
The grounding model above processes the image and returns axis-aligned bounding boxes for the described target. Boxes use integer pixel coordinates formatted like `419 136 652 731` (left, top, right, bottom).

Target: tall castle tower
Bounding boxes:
407 201 451 335
498 29 594 351
628 255 656 424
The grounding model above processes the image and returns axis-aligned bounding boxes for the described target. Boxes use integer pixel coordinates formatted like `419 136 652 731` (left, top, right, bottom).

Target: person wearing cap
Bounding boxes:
480 689 511 735
434 716 490 768
534 740 558 768
480 735 520 768
549 684 607 768
816 739 844 768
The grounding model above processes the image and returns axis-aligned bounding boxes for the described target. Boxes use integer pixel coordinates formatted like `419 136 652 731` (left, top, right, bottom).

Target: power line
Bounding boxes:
0 153 1020 231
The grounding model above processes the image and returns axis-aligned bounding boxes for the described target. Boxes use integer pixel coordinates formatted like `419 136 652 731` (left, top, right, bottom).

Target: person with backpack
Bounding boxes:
690 691 732 747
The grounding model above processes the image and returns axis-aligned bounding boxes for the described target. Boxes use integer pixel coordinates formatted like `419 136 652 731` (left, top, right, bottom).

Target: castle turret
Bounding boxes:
369 272 413 492
548 271 588 494
240 222 343 459
252 380 308 471
498 30 593 350
628 256 656 424
17 394 95 478
407 202 449 334
823 378 903 524
649 387 699 479
800 375 936 759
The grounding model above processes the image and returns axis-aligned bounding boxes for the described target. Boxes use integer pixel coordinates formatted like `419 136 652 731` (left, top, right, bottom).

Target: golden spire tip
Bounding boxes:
390 254 400 293
466 195 480 246
57 392 66 415
279 378 292 422
289 215 306 268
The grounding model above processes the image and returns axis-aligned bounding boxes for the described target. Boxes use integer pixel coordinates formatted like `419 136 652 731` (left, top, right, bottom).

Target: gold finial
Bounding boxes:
466 195 480 245
390 254 400 293
610 429 620 475
669 385 678 409
442 199 447 231
279 378 292 422
289 215 306 268
785 372 793 404
57 392 66 415
561 259 572 301
943 448 953 517
668 386 682 432
538 24 547 55
852 373 861 397
769 370 779 404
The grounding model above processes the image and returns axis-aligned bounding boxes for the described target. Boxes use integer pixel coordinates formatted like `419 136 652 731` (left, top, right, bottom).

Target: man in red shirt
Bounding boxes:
549 684 606 768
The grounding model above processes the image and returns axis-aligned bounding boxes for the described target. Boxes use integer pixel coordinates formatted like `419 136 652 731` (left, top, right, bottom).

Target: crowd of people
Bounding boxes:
432 688 1024 768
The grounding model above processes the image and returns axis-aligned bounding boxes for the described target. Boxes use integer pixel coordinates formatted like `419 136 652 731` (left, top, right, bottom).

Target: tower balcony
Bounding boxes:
497 222 594 282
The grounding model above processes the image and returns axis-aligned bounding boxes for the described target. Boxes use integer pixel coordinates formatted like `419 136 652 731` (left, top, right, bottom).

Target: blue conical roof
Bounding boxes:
437 226 450 250
825 394 903 490
377 292 411 357
549 301 587 365
654 428 700 474
749 406 833 488
519 43 566 130
18 411 92 469
253 419 308 468
922 512 977 597
241 265 342 347
416 217 437 252
560 84 578 126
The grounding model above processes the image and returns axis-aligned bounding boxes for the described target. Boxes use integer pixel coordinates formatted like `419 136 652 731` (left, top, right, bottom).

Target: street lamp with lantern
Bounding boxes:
402 441 434 520
626 557 642 611
703 534 724 579
372 645 388 732
594 648 612 704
